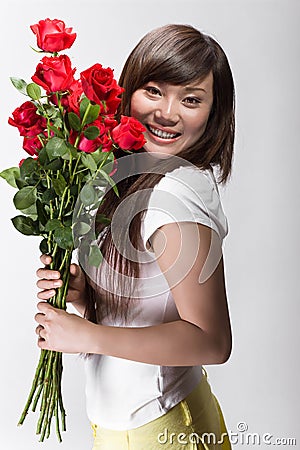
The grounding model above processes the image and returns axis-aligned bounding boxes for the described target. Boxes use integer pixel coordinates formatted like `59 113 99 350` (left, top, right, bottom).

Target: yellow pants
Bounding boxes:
91 368 231 450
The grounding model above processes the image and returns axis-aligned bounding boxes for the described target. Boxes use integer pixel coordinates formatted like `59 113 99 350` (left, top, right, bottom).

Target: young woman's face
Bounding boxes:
130 72 214 156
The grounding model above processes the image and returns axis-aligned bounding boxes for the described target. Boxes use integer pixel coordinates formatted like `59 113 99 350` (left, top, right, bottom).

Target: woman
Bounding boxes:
35 24 234 449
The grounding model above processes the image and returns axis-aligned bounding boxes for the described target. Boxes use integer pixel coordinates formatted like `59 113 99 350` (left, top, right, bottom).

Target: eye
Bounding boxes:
144 86 161 96
183 97 201 106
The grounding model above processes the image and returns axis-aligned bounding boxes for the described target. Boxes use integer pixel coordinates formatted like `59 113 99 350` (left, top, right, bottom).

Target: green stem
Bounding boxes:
36 351 55 435
56 93 69 138
17 350 47 426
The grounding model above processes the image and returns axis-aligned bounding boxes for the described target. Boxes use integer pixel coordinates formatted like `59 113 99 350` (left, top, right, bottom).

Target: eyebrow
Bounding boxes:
184 86 207 93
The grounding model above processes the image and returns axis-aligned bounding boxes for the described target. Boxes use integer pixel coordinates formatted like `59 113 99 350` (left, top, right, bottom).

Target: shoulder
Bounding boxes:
150 164 223 217
155 164 217 193
142 163 228 247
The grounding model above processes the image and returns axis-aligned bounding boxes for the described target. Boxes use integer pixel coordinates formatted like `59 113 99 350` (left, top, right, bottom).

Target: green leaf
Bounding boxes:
61 144 79 161
100 151 115 174
63 217 73 227
81 153 97 172
84 126 100 140
52 116 63 128
46 137 68 160
73 221 91 236
44 158 63 171
48 125 65 139
88 244 103 267
45 218 62 232
90 148 107 165
41 188 56 203
80 98 100 126
79 97 89 119
20 157 38 179
13 186 37 210
70 184 79 197
68 112 81 131
84 103 100 126
11 215 38 236
43 104 58 118
52 174 67 197
98 169 119 196
19 202 37 217
79 184 97 206
15 178 28 189
0 167 20 188
54 226 73 250
37 147 49 167
39 238 49 254
26 82 42 100
10 77 28 95
36 199 48 226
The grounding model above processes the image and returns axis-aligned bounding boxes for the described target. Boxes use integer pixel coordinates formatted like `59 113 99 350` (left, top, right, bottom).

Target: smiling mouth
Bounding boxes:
147 125 181 140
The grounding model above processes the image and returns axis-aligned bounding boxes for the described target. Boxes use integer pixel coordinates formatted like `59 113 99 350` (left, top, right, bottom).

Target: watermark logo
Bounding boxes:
157 422 297 446
73 152 224 298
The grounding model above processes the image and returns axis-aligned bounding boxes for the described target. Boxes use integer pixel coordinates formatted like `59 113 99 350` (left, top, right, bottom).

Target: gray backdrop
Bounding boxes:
0 0 299 449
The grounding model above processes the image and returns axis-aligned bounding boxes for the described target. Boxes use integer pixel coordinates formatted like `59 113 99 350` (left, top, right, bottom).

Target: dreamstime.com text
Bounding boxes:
157 422 297 446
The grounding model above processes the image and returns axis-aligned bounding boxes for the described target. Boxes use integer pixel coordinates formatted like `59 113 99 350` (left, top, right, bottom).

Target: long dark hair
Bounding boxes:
83 24 235 324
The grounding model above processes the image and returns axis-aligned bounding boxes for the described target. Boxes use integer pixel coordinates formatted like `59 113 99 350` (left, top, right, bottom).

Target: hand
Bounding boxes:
36 254 87 314
35 302 96 353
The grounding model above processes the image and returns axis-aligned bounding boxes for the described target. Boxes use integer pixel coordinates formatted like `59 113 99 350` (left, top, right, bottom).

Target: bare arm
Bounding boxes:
36 222 232 366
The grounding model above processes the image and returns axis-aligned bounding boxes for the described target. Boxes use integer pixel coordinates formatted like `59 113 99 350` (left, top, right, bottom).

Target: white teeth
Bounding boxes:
149 126 178 139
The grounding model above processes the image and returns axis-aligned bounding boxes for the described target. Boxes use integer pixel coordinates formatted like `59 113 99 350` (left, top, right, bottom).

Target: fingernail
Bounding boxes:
54 281 61 287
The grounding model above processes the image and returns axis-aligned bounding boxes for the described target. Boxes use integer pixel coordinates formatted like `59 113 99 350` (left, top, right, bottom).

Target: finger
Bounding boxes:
37 301 55 314
35 312 46 326
70 263 81 277
69 264 77 276
35 325 44 338
40 254 52 266
36 279 63 290
37 289 56 300
36 268 61 280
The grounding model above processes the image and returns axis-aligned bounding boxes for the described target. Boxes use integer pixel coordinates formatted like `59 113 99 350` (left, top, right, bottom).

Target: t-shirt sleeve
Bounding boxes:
141 166 228 251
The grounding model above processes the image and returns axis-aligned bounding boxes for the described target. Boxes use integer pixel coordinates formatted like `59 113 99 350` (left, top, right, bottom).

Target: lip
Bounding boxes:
146 124 182 143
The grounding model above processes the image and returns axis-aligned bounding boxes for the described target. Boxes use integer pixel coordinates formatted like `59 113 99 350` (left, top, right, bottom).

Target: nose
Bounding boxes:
154 97 179 126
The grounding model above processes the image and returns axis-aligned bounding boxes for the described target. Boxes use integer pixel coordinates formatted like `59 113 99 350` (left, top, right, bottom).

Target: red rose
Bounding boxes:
111 116 146 150
8 101 46 137
99 133 113 152
22 135 44 156
49 78 83 110
103 115 118 132
69 127 101 154
30 18 76 53
76 135 101 153
65 79 83 113
32 54 76 93
69 118 113 153
80 64 124 114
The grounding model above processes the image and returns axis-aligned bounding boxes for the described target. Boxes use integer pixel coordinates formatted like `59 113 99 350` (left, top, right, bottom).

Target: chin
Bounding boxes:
145 149 174 159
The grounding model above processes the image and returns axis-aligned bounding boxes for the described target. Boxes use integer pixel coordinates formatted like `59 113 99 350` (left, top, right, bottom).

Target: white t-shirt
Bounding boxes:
84 164 228 430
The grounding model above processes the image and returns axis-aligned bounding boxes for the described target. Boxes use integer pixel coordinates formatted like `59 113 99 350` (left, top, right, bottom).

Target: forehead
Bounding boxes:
184 72 213 91
151 72 213 95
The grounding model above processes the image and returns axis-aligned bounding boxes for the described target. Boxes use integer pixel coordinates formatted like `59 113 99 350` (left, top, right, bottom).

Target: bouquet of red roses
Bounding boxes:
0 18 146 442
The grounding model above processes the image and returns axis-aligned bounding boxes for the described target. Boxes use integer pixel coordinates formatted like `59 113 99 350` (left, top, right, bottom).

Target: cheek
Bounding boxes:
191 111 211 138
130 104 139 120
187 118 207 140
130 93 144 120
